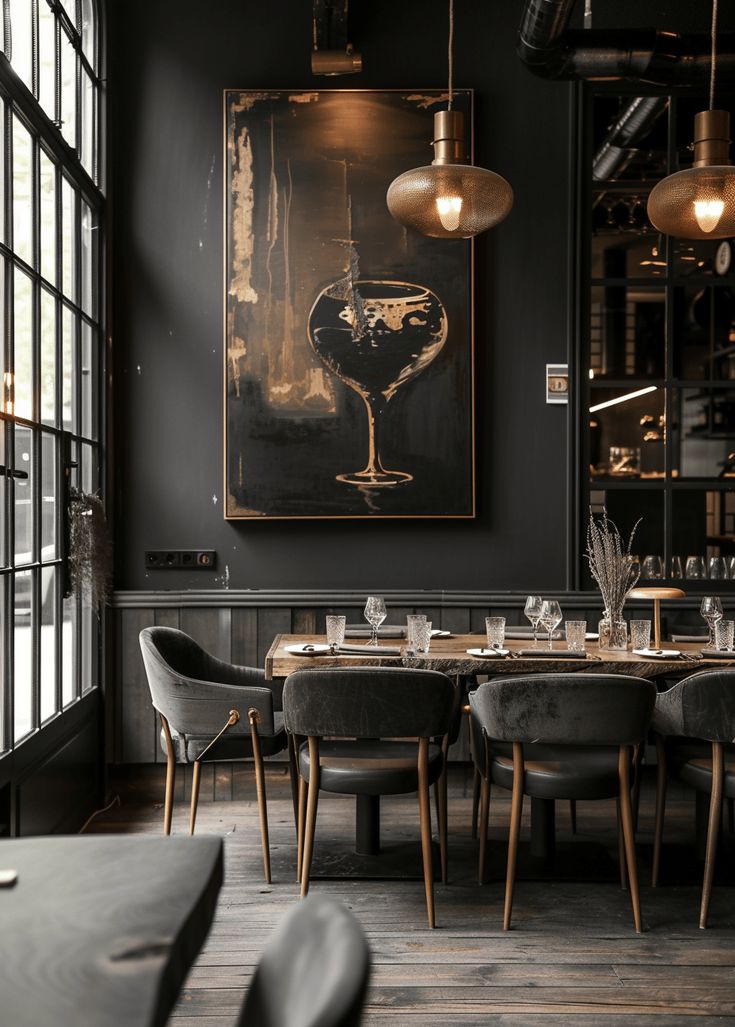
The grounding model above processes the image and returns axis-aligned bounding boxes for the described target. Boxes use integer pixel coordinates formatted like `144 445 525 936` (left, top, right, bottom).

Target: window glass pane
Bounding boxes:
40 565 57 722
40 151 57 286
589 384 665 480
40 289 57 426
13 267 34 420
81 323 97 439
60 27 77 151
81 442 97 491
590 286 665 379
14 426 33 563
62 594 77 707
0 429 6 568
672 285 735 381
0 101 5 246
8 0 33 91
0 579 5 750
12 114 33 267
672 490 735 577
81 0 96 66
81 605 96 693
81 71 95 180
61 178 76 299
672 239 721 279
62 306 76 430
591 226 665 281
40 433 56 556
81 200 97 317
38 2 56 122
674 388 735 479
587 488 665 585
14 571 33 741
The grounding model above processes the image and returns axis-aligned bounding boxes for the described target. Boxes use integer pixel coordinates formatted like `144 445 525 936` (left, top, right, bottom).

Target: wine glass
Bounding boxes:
708 556 728 580
642 555 663 579
686 555 706 579
539 600 562 650
364 596 387 646
524 595 544 647
308 279 447 487
700 595 723 648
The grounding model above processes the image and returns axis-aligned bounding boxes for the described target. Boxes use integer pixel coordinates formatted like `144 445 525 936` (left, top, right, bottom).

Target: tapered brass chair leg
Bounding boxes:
189 761 202 835
471 766 480 839
619 746 642 933
249 709 272 884
417 738 435 929
617 797 627 891
503 743 524 931
297 773 307 884
160 714 176 836
700 741 724 930
300 737 320 898
652 734 667 888
287 734 299 831
478 776 490 885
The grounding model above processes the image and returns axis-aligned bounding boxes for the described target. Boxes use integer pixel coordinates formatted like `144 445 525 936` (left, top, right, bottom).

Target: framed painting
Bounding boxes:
224 89 474 519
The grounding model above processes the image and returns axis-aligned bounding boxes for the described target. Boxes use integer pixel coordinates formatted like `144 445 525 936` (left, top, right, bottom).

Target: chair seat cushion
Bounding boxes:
298 739 443 795
162 712 287 763
489 744 625 800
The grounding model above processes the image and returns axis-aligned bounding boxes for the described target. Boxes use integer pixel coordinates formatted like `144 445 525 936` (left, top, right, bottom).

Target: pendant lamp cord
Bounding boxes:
447 0 454 110
710 0 718 111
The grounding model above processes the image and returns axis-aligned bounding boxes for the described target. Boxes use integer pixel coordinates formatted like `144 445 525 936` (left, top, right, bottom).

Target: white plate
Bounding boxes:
431 629 452 638
632 648 681 659
466 647 510 658
585 632 599 641
285 643 331 656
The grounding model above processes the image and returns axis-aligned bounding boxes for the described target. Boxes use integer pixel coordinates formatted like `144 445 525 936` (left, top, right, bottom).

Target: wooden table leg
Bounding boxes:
356 794 380 855
531 797 556 860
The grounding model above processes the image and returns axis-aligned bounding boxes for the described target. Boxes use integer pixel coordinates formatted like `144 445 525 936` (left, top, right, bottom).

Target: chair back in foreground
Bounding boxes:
140 627 291 882
470 673 656 933
283 667 455 928
652 668 735 928
237 894 370 1027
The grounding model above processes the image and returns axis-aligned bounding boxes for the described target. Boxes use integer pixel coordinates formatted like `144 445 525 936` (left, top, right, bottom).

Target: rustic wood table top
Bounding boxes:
265 633 734 680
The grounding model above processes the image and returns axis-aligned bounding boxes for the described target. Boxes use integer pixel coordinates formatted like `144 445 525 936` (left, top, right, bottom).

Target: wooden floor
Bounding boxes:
90 766 735 1025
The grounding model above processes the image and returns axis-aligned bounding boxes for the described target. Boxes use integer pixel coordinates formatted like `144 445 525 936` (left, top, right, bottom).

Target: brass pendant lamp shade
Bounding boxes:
387 111 514 239
648 109 735 239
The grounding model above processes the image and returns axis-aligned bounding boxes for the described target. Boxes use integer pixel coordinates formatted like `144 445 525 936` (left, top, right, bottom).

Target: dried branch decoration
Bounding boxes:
68 489 112 605
586 508 641 615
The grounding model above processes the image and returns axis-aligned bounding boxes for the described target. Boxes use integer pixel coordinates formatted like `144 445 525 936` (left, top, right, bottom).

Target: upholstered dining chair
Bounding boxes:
469 673 656 933
652 668 735 929
236 894 370 1027
139 626 295 883
283 666 455 928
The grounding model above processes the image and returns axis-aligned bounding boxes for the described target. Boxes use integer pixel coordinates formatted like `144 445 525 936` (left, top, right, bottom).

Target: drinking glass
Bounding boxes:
728 556 735 581
642 555 663 579
670 555 683 579
364 596 387 646
708 556 728 581
700 596 723 647
715 619 735 651
414 620 432 654
524 595 544 647
485 617 505 650
630 619 652 652
406 614 427 652
565 620 587 652
539 600 562 650
326 615 346 651
686 556 706 579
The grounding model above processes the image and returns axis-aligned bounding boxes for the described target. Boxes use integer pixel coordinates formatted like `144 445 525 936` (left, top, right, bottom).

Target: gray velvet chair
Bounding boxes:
139 626 295 883
652 667 735 928
469 673 656 933
236 894 370 1027
282 666 455 928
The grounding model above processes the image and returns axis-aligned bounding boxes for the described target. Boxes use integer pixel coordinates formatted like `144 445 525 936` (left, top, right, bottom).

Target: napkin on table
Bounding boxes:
518 648 587 659
337 643 402 656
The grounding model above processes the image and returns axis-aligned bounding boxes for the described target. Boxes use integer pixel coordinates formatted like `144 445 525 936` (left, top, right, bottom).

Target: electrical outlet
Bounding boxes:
145 550 216 570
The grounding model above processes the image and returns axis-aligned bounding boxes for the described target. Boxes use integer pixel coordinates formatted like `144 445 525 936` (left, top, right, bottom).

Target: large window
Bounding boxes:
0 1 104 750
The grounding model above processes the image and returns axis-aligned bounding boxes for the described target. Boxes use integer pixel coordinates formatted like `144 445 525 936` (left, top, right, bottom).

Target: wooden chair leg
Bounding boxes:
652 733 667 888
300 737 320 899
417 737 435 929
438 738 449 884
189 761 202 836
619 746 642 934
471 765 481 840
569 799 577 835
297 774 307 885
632 743 642 833
248 709 271 885
160 714 176 836
287 734 299 832
478 776 491 885
503 742 524 931
617 798 627 891
700 741 724 930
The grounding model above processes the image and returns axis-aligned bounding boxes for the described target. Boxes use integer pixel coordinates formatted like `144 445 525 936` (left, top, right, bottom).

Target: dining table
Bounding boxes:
266 632 735 870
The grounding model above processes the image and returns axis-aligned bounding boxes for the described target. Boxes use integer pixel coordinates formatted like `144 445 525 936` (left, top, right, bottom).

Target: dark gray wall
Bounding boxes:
106 0 720 593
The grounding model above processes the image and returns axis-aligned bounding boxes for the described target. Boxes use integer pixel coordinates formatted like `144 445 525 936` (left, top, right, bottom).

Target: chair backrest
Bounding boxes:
283 667 454 739
236 894 370 1027
654 668 735 743
470 673 656 746
139 626 274 735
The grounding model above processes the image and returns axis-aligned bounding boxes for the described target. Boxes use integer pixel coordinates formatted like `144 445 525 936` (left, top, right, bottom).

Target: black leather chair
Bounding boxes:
139 627 296 883
469 673 656 933
236 894 370 1027
283 666 455 928
652 668 735 928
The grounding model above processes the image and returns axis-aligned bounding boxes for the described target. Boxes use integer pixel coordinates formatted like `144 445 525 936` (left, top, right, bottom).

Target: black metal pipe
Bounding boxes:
592 95 668 182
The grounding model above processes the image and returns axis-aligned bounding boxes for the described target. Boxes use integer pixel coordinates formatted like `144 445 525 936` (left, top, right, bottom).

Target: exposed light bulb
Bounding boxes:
694 197 725 233
436 195 462 232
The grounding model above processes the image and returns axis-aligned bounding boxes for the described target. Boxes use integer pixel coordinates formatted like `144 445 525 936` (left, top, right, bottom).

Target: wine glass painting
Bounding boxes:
225 89 474 519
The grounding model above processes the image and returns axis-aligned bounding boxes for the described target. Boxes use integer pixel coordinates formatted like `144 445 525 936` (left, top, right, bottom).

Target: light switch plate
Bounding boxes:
546 363 568 404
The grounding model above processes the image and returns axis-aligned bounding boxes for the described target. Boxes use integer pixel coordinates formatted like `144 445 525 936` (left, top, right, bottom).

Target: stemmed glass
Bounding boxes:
364 596 387 646
524 595 544 648
700 596 723 648
539 600 562 650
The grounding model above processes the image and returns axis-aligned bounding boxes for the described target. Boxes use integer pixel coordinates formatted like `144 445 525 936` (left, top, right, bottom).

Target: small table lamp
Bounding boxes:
627 587 686 649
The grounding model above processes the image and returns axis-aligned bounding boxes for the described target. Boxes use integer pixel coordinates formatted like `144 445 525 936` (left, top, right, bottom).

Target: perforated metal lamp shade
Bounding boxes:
647 110 735 240
387 163 514 239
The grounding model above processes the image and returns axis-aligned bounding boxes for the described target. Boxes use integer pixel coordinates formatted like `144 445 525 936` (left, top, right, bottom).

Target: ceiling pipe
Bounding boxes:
592 95 668 182
517 0 735 85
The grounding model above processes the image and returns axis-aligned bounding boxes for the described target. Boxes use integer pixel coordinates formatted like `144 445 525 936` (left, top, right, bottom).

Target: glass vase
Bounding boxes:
598 613 628 651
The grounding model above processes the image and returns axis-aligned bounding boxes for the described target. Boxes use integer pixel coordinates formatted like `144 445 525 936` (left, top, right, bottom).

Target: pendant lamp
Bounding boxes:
647 0 735 240
386 0 513 239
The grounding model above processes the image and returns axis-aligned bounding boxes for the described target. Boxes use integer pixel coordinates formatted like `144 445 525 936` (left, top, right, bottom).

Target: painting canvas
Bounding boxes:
224 89 474 519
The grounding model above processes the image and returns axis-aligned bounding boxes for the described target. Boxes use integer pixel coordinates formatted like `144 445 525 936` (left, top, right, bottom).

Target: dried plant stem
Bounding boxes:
586 508 641 617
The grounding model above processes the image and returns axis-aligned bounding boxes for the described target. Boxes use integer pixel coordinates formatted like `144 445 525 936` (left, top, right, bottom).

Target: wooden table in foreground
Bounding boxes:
0 835 223 1027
